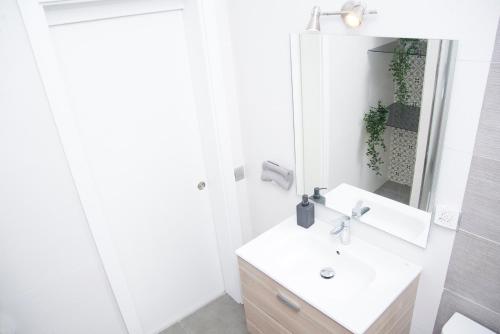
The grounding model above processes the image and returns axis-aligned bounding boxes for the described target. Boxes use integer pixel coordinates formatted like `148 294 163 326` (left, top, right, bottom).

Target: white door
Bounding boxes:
48 7 224 333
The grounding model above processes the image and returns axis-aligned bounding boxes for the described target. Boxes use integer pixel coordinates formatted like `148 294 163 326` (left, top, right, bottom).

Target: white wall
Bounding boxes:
296 34 392 196
324 35 392 192
225 0 500 333
366 40 395 186
0 1 126 333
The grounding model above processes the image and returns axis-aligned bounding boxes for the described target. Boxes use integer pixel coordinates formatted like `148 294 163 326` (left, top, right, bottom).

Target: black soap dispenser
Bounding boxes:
297 194 315 228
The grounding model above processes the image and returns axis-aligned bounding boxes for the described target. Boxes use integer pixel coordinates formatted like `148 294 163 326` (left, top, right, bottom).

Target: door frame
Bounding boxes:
16 1 244 333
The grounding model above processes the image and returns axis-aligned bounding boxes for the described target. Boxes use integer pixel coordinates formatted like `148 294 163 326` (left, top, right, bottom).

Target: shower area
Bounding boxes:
367 39 430 206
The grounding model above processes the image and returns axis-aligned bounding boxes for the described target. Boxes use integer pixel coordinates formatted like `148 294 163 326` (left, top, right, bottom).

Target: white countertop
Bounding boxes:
324 183 431 248
236 216 422 334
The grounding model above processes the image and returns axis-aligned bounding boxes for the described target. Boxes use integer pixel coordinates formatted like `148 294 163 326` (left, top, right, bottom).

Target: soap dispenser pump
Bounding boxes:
297 194 315 228
310 187 327 205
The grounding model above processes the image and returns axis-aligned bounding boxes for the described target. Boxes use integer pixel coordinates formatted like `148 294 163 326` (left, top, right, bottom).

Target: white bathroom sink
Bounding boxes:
264 231 376 303
236 216 421 333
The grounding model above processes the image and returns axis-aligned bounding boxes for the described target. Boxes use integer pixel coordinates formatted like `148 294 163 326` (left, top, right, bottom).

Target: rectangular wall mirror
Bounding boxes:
291 33 457 247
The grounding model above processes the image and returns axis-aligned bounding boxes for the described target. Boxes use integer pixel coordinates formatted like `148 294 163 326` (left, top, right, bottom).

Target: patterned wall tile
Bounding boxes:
393 44 426 107
406 56 425 107
387 45 424 188
388 128 417 186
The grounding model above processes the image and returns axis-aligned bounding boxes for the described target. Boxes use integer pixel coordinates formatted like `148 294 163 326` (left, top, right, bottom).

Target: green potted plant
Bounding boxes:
364 101 389 175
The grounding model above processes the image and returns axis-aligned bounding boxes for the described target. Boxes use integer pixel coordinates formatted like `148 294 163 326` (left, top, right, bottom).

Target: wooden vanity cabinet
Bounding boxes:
238 258 419 334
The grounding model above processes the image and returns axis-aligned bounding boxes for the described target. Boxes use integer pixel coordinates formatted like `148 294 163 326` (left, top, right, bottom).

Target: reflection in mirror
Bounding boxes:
291 33 457 212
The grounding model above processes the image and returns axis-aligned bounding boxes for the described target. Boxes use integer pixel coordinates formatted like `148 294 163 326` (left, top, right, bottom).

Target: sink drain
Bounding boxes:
320 267 335 279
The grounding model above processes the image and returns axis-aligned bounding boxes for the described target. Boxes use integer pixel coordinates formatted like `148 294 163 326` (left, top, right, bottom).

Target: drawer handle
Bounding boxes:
276 291 301 312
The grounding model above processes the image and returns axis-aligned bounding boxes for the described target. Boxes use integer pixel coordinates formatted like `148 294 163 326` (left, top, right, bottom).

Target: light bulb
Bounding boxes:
341 1 365 28
344 13 362 27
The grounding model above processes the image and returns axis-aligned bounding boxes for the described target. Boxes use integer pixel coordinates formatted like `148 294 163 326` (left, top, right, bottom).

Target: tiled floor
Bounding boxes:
160 294 248 334
375 180 411 205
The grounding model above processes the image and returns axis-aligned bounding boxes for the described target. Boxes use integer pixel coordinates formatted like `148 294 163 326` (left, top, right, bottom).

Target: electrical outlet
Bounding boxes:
433 204 460 230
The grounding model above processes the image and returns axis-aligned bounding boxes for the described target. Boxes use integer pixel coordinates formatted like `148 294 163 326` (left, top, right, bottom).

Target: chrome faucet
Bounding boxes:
330 216 351 244
330 201 370 245
352 201 371 219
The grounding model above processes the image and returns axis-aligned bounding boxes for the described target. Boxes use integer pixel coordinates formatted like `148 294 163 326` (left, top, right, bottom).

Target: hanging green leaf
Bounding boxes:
389 39 412 105
364 101 389 175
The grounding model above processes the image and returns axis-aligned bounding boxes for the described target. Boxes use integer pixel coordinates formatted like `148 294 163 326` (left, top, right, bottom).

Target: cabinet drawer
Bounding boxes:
244 298 291 334
365 279 418 334
239 258 351 334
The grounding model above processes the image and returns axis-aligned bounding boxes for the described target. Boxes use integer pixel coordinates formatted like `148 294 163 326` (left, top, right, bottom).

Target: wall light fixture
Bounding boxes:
305 1 377 31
